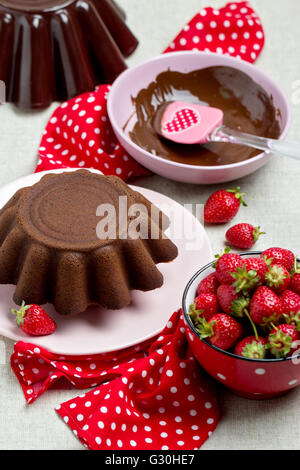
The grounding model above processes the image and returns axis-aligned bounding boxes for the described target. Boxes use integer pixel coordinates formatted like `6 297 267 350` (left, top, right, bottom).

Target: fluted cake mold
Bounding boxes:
0 0 138 109
0 170 178 315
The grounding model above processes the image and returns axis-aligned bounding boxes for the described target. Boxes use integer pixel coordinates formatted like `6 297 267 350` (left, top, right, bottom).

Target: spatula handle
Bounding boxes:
209 125 300 161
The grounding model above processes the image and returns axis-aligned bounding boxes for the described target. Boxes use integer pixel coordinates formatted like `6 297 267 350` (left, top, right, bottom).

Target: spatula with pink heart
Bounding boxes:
154 101 300 160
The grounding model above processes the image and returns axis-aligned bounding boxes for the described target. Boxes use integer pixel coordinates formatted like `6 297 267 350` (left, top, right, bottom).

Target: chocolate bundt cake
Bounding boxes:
0 170 178 315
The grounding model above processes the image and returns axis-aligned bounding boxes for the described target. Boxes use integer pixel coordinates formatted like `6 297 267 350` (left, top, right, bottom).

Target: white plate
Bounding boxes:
0 169 212 355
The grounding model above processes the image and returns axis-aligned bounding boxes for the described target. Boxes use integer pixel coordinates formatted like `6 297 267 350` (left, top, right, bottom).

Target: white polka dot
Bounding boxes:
196 22 203 30
70 403 76 409
176 429 183 434
237 19 244 27
190 409 197 416
145 425 152 432
95 437 101 445
217 373 226 380
158 407 165 414
166 370 173 377
180 38 187 46
100 406 107 413
256 31 263 39
98 421 104 429
224 20 231 27
288 379 298 386
219 33 225 41
175 416 182 422
161 432 168 438
193 435 200 441
188 395 195 402
85 401 92 408
116 406 121 414
34 348 40 354
210 21 217 28
255 368 266 375
122 377 128 384
77 414 84 421
177 441 184 446
141 370 147 378
130 440 137 447
206 34 213 42
207 418 214 424
156 394 163 401
143 413 150 419
159 420 166 426
82 424 89 431
192 425 199 430
50 117 57 124
170 386 177 394
117 439 123 447
79 110 86 117
63 416 69 423
162 445 169 450
192 36 200 44
87 96 96 103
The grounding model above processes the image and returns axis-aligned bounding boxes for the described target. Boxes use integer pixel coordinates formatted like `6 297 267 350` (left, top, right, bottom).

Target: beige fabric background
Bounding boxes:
0 0 300 450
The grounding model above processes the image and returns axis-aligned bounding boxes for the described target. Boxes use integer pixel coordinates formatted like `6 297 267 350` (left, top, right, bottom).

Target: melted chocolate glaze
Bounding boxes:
128 67 281 166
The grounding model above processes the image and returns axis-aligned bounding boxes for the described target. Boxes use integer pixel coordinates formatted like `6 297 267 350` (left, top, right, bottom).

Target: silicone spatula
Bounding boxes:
153 101 300 160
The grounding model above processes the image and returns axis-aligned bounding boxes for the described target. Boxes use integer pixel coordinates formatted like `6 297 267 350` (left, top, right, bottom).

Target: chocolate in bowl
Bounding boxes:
128 66 281 167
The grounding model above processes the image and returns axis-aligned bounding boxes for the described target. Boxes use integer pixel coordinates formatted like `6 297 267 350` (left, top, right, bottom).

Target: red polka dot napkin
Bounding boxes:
11 311 219 450
164 1 264 62
35 1 264 179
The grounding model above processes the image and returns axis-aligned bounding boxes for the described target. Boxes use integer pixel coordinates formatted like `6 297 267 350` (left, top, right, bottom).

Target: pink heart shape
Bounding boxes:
163 107 200 134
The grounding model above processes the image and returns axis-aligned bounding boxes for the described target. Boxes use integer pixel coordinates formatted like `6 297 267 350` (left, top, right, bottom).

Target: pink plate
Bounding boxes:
0 169 212 355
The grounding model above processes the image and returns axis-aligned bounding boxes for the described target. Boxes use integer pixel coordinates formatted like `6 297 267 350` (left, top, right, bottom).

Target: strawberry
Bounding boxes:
280 290 300 316
261 247 295 272
283 311 300 331
214 249 244 284
11 301 56 336
197 272 220 296
267 324 300 358
289 273 300 296
265 264 290 294
225 224 265 250
217 284 249 317
204 187 247 224
196 313 243 350
289 259 300 295
189 294 219 322
231 257 268 293
234 336 267 359
250 286 283 326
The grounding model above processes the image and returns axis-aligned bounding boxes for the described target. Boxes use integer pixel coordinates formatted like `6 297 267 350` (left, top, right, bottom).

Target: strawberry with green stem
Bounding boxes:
214 248 244 285
289 258 300 295
196 313 243 350
234 336 267 359
261 247 295 272
231 257 269 294
189 293 219 323
267 323 300 358
11 301 56 336
226 224 265 250
250 286 283 327
204 187 247 224
265 264 290 294
217 284 249 318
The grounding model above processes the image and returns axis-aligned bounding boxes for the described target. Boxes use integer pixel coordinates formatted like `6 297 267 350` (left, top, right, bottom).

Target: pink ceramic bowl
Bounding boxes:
182 252 300 400
107 52 291 184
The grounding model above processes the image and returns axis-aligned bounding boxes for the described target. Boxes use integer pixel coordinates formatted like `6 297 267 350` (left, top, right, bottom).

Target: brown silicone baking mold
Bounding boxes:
0 0 138 109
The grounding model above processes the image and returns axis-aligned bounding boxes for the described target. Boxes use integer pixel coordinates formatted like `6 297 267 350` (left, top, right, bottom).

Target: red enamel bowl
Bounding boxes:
182 252 300 400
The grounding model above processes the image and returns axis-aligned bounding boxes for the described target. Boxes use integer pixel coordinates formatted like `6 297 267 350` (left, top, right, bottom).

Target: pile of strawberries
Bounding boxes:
189 247 300 359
